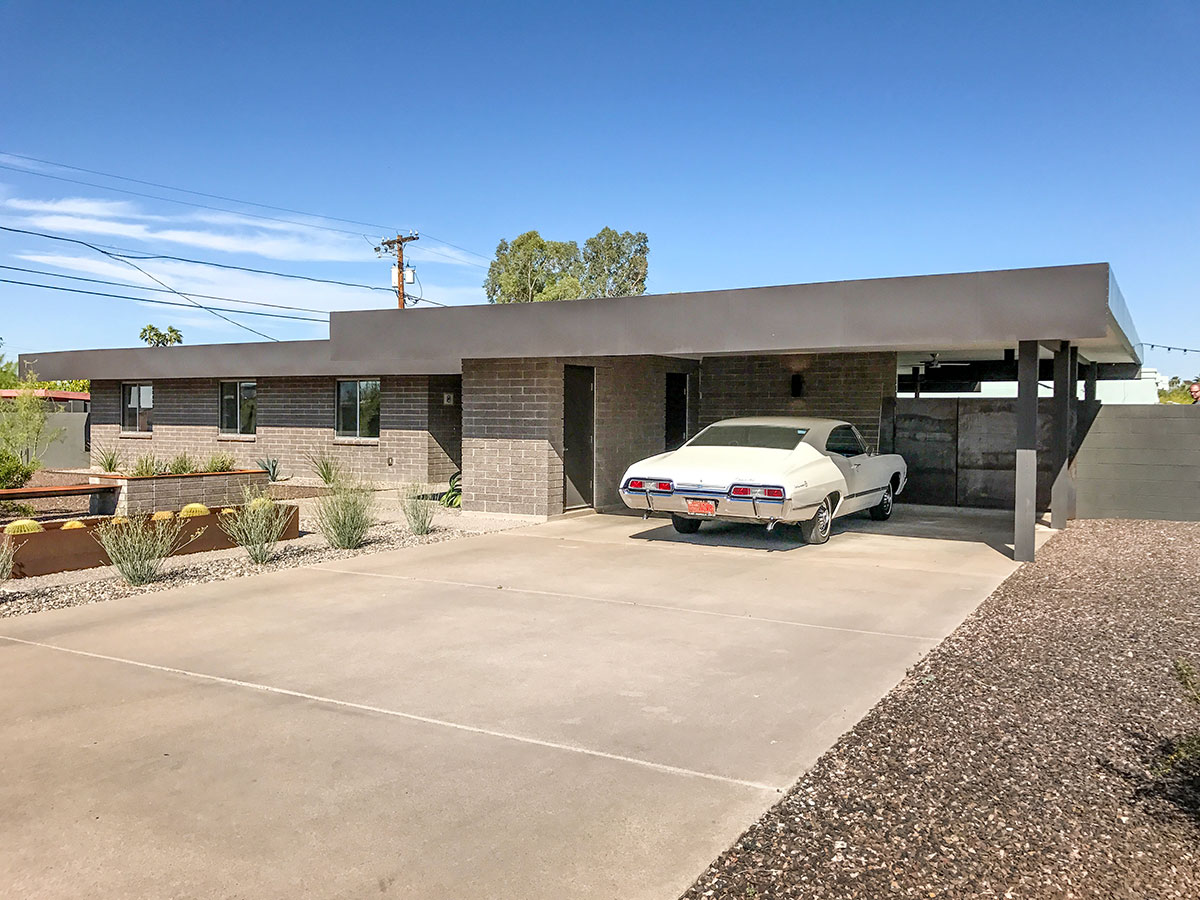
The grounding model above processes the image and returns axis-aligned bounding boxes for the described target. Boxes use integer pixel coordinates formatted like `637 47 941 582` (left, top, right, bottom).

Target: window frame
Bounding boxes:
219 380 257 436
335 378 381 439
121 382 154 433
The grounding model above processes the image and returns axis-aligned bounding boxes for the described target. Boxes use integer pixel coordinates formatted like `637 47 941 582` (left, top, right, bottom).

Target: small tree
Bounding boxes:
0 372 64 465
140 324 183 347
0 338 18 389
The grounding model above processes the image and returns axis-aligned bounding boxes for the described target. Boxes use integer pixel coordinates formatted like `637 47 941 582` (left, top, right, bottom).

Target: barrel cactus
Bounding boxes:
4 519 44 535
60 520 86 530
179 503 211 518
152 510 175 521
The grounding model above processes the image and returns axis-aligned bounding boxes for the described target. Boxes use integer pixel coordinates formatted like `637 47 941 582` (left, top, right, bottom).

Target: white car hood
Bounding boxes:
627 445 804 489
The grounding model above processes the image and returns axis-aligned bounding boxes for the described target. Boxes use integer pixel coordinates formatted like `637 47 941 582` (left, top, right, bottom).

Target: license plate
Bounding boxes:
686 499 716 516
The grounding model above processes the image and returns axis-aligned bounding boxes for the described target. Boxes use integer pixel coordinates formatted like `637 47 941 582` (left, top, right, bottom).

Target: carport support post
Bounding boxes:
1014 341 1038 562
1050 341 1075 530
1084 361 1098 402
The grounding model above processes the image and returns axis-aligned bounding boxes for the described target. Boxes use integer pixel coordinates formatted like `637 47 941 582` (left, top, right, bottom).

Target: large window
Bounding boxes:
121 383 153 432
220 381 257 435
336 379 381 438
686 424 808 451
825 425 867 457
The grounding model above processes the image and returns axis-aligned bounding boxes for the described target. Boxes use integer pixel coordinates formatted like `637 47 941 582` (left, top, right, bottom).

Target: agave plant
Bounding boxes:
440 471 462 508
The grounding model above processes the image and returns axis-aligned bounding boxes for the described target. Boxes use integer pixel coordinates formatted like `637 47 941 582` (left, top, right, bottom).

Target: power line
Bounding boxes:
0 264 331 314
1141 342 1200 355
0 150 494 266
0 278 327 322
0 225 393 293
0 225 279 340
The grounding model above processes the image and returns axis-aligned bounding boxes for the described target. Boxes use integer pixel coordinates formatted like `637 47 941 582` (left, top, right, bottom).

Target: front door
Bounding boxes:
563 365 595 509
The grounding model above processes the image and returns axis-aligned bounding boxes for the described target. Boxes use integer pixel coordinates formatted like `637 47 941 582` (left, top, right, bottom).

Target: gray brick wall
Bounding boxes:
90 376 458 485
698 352 898 447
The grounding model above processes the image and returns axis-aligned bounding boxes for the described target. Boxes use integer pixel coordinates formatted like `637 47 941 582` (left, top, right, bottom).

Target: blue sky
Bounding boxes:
1 1 1196 377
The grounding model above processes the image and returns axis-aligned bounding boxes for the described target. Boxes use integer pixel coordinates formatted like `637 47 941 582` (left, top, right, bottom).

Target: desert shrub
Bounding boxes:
440 471 462 508
0 535 14 580
92 514 203 586
1161 657 1200 775
0 448 36 490
167 453 199 475
255 457 284 482
95 443 124 473
219 489 293 564
401 483 436 536
130 454 161 477
305 450 342 486
314 483 375 549
203 452 236 473
179 503 210 518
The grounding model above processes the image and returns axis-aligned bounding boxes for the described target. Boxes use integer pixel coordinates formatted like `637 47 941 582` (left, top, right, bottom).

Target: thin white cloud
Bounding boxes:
5 196 165 220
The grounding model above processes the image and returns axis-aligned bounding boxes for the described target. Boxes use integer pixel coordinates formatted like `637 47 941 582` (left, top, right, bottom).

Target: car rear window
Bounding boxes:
686 425 808 451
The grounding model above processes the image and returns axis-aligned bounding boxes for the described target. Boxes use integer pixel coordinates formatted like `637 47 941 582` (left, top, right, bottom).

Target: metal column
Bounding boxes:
1084 362 1097 402
1014 341 1039 562
1050 342 1075 530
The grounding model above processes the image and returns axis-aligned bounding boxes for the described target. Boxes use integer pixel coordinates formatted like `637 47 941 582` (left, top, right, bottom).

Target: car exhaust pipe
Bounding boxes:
766 519 778 532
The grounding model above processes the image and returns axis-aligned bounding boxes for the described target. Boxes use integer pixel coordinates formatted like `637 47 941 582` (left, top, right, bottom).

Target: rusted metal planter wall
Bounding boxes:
88 470 269 516
6 505 300 578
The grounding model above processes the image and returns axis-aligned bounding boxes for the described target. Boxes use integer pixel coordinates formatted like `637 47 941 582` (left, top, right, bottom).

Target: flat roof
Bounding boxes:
21 263 1141 380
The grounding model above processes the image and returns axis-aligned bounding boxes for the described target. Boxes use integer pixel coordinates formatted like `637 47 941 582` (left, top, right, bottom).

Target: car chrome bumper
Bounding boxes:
619 489 821 523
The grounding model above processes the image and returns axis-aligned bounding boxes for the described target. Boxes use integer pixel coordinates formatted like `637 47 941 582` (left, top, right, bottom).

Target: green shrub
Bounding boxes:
401 483 436 536
314 483 375 549
130 454 161 477
92 514 203 585
0 448 36 490
0 535 15 581
95 443 124 474
219 489 293 564
440 471 462 508
203 451 236 473
167 453 199 475
255 457 284 482
1160 657 1200 775
305 450 342 486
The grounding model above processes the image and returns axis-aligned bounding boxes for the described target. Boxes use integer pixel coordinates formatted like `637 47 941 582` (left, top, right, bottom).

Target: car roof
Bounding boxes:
701 416 853 447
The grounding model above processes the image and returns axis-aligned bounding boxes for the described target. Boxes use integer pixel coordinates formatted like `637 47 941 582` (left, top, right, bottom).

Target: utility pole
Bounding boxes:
375 232 419 308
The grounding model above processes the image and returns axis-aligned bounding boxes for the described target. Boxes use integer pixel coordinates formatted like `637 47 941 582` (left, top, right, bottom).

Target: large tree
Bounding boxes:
582 227 649 298
0 338 18 389
484 227 649 303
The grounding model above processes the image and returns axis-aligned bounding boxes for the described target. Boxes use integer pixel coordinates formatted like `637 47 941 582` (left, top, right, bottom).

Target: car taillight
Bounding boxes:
730 486 752 497
627 479 646 490
763 487 785 499
654 481 673 493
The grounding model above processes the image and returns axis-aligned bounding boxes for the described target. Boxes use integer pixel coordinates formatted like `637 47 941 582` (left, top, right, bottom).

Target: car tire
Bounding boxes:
799 496 834 545
671 514 702 534
869 484 894 521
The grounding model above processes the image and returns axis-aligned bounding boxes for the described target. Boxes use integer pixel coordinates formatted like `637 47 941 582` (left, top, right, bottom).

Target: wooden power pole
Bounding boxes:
375 233 419 308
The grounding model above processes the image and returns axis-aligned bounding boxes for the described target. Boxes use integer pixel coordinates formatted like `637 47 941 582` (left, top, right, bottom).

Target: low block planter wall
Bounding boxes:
5 504 300 579
88 470 270 516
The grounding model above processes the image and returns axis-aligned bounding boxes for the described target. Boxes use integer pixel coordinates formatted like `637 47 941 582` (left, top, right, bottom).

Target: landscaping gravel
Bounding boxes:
682 519 1200 899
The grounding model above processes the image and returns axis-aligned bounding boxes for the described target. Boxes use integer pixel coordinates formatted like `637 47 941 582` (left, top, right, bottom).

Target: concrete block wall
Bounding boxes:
698 352 898 447
90 376 460 486
461 356 698 517
91 470 270 516
1074 404 1200 521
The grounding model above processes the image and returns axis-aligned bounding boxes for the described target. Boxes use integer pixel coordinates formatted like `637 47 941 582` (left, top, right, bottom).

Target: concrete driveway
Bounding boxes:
0 506 1039 899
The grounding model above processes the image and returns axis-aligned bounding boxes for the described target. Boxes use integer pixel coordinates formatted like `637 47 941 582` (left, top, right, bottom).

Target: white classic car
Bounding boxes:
619 416 907 543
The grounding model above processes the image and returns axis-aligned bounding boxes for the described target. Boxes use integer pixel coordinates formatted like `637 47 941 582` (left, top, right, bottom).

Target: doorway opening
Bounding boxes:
563 365 595 509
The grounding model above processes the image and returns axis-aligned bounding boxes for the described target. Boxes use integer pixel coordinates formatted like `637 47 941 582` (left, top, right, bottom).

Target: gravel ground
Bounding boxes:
683 519 1200 899
0 504 523 620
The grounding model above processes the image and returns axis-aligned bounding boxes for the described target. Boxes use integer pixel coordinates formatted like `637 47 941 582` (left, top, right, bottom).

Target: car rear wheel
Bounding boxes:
869 484 894 521
799 496 833 544
671 514 703 534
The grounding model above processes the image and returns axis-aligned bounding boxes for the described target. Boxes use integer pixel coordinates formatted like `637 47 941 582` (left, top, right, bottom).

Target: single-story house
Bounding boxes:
21 263 1146 560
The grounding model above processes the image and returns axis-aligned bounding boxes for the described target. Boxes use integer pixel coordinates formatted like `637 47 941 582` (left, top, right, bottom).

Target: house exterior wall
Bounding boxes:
461 356 698 517
698 352 898 448
89 376 460 485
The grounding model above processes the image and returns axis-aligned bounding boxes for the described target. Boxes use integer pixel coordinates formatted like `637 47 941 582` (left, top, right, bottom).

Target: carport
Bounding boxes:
330 262 1141 560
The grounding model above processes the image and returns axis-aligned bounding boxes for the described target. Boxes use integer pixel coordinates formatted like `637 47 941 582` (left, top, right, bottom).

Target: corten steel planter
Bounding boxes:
5 505 300 579
88 470 270 516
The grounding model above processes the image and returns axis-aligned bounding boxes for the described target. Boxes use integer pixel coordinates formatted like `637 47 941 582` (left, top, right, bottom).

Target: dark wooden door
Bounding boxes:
563 365 595 509
665 372 689 450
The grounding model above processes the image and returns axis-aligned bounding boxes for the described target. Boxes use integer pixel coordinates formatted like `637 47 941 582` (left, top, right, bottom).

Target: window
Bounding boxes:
825 425 866 457
121 383 153 432
686 424 808 451
220 381 257 435
336 379 381 438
